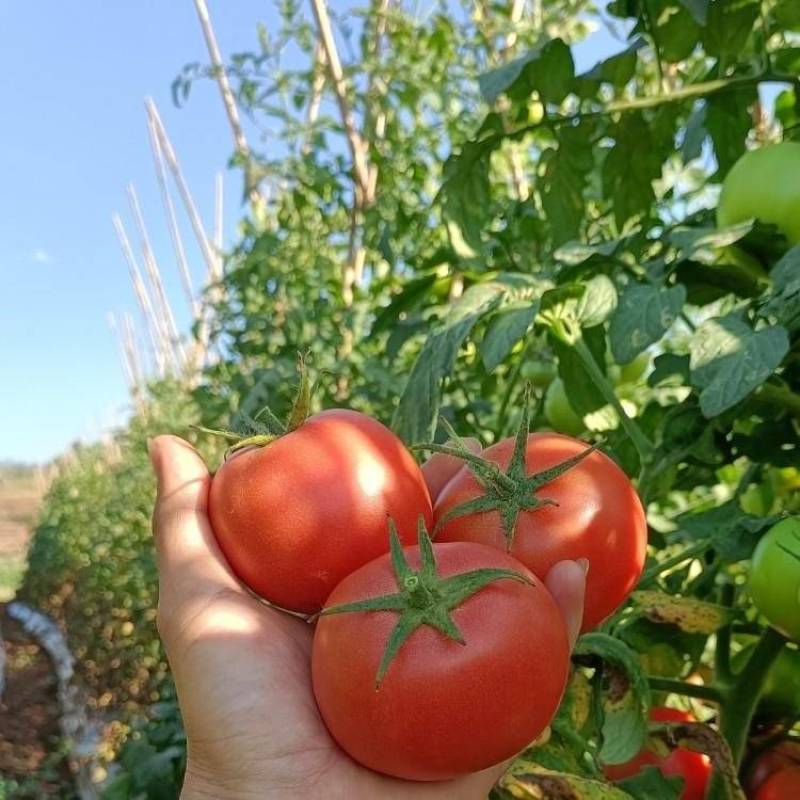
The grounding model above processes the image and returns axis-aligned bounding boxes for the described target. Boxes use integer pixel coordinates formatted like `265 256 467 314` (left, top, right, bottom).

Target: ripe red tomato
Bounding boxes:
746 741 800 797
755 766 800 800
312 539 570 781
209 409 432 614
434 432 647 630
604 708 711 800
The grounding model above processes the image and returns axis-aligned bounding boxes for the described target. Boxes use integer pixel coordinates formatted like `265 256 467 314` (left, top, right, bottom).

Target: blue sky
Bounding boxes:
0 2 628 464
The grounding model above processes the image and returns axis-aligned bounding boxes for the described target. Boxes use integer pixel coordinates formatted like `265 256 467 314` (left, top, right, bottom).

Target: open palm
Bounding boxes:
150 435 586 800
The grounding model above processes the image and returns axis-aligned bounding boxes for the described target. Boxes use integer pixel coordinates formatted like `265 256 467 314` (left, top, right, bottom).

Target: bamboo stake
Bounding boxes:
145 98 218 281
309 0 370 197
214 172 223 273
107 312 136 391
126 184 185 367
192 0 265 212
146 110 198 318
122 313 144 390
112 213 169 376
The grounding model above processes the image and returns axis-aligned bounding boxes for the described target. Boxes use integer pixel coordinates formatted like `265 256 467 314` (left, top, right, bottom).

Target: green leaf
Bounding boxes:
552 325 609 416
574 633 651 765
658 6 702 63
500 770 633 799
541 122 595 246
678 0 710 26
774 0 800 30
372 273 439 335
481 302 538 372
760 245 800 331
576 275 618 327
602 112 673 228
609 284 686 364
667 222 753 258
478 39 574 105
681 104 706 163
689 315 790 417
678 500 779 561
439 137 494 252
648 353 690 387
701 0 760 62
393 283 508 443
618 766 683 800
580 38 644 87
706 89 757 174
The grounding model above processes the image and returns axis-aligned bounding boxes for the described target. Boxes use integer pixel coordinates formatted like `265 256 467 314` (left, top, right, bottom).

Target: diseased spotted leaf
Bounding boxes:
689 315 789 417
631 591 736 634
610 284 686 364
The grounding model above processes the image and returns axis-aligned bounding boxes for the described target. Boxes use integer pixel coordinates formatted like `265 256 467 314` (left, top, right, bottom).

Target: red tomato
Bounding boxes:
209 409 432 614
755 766 800 800
747 742 800 797
604 708 711 800
434 433 647 630
312 540 570 781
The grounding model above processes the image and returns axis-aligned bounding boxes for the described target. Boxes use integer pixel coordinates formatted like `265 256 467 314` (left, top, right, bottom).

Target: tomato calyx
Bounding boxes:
316 519 533 687
194 354 315 457
414 387 598 549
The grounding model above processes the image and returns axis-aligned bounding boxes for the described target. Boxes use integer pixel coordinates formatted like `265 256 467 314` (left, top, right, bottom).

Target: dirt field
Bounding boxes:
0 466 46 601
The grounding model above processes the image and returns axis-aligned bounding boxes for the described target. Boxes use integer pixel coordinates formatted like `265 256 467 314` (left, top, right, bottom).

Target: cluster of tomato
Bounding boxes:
205 398 647 781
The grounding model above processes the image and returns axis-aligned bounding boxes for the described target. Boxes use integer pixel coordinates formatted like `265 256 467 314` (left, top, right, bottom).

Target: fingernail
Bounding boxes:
576 557 590 575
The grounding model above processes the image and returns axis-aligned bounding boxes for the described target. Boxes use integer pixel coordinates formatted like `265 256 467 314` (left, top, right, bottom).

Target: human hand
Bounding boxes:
149 434 586 800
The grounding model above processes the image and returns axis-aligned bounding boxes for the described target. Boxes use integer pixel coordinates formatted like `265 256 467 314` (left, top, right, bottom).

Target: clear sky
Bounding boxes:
0 2 628 464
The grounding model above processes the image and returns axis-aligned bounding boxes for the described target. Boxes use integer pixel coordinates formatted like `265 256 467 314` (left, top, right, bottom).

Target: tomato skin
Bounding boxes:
717 143 800 245
209 409 432 614
544 378 584 435
604 708 711 800
747 742 800 797
755 766 800 800
434 433 647 631
749 517 800 641
312 542 570 781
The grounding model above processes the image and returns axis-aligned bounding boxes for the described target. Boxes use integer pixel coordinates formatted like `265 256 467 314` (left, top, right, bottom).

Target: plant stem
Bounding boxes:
648 677 723 703
714 582 735 683
758 383 800 421
494 342 530 439
720 626 787 767
638 540 708 587
569 335 654 462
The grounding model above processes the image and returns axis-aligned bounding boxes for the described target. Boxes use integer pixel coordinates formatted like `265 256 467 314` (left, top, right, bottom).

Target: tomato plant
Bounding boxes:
734 643 800 722
604 708 712 800
311 524 569 781
749 518 800 641
209 392 432 614
717 143 800 246
424 408 647 631
544 377 584 435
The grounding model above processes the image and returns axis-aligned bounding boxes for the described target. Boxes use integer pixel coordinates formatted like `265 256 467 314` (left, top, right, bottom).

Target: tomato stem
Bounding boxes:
714 582 736 684
647 677 723 703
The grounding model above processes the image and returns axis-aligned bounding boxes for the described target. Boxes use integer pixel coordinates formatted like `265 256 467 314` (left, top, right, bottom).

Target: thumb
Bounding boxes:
149 436 240 634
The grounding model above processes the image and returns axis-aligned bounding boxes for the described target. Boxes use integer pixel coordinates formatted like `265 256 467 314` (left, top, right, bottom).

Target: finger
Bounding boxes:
149 435 240 621
421 437 481 503
545 559 588 650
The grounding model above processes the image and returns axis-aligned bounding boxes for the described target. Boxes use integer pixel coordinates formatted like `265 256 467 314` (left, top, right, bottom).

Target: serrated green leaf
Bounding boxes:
618 766 683 800
648 353 690 387
678 0 709 25
689 315 790 417
774 0 800 30
760 245 800 331
552 325 609 415
702 0 760 62
707 89 757 174
609 284 685 364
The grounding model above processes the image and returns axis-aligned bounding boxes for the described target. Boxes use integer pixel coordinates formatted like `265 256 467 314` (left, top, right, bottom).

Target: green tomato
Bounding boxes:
519 360 557 388
749 517 800 641
717 143 800 245
544 378 584 436
733 642 800 722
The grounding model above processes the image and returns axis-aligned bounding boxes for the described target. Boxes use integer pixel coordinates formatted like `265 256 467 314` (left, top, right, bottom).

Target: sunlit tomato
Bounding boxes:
717 143 800 245
209 409 432 614
749 517 800 641
755 766 800 800
544 378 584 435
312 539 570 781
746 741 800 797
434 432 647 630
604 707 711 800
